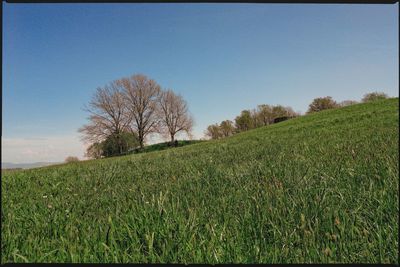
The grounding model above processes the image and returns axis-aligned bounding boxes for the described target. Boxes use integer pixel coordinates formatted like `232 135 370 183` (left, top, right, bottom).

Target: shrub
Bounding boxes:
65 156 79 163
307 96 338 114
102 132 140 157
362 92 388 103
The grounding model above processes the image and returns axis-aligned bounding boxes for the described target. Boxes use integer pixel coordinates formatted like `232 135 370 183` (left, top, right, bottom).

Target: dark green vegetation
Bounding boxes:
105 140 204 158
102 132 140 158
87 137 202 159
130 140 204 155
2 98 399 263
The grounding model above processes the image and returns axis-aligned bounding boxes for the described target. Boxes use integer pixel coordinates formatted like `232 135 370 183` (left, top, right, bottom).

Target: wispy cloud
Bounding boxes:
21 148 40 156
2 135 87 164
2 132 203 164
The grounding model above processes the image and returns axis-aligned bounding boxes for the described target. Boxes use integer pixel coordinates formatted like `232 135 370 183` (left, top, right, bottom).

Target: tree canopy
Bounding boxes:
362 92 388 103
80 73 193 158
307 96 338 114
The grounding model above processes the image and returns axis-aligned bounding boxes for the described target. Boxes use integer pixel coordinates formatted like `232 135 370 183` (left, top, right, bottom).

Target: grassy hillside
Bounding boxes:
2 98 398 263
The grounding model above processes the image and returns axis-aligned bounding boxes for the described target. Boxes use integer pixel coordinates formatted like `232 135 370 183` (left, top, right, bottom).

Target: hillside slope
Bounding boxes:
2 98 399 263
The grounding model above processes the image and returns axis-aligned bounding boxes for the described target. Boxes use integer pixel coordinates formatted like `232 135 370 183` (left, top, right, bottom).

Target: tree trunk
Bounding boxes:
118 138 123 155
138 130 144 149
115 132 123 155
139 138 144 149
170 134 175 146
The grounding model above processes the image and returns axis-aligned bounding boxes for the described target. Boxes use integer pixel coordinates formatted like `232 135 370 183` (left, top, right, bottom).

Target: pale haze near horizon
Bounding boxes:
2 3 398 164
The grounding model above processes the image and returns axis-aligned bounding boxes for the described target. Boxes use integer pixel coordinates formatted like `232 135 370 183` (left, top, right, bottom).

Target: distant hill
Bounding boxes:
1 161 61 170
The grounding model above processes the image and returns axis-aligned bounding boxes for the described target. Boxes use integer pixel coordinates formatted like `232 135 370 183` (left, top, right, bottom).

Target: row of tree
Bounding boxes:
79 77 389 158
205 104 299 140
79 74 193 159
306 91 389 114
205 91 389 140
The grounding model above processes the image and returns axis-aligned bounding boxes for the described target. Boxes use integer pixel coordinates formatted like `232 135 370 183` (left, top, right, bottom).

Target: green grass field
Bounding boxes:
2 98 399 263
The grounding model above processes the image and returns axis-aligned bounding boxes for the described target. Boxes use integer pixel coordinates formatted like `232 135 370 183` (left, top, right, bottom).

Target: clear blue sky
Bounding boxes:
2 3 398 163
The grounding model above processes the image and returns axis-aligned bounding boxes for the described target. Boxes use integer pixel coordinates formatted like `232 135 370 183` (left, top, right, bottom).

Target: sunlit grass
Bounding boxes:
2 98 398 263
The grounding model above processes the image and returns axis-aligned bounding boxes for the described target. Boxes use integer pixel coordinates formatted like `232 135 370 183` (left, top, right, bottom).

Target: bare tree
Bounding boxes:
219 120 235 137
121 74 162 149
78 80 133 154
283 106 298 117
250 108 261 128
205 123 222 140
255 104 273 126
307 96 338 114
362 92 388 103
158 89 194 145
271 105 290 119
234 110 254 132
85 143 103 159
